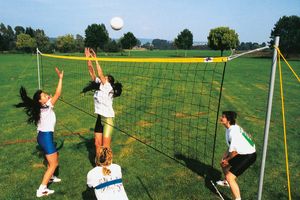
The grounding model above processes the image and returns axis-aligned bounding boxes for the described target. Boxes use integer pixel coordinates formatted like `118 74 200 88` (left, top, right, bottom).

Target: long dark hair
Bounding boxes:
107 75 122 97
81 81 100 93
81 75 122 98
15 86 42 125
222 111 237 125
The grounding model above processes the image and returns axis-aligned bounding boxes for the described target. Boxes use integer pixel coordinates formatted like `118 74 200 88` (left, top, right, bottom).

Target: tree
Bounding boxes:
55 34 76 53
25 27 35 37
35 29 51 52
207 27 239 56
14 26 25 36
0 23 15 50
75 34 85 52
16 33 36 53
270 15 300 57
152 39 173 50
174 29 193 50
120 32 138 49
85 24 109 51
104 39 121 52
141 42 153 50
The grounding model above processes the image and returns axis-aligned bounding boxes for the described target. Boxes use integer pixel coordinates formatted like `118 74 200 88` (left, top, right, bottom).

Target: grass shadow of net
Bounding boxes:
76 133 96 167
136 176 153 200
175 153 231 200
32 139 64 178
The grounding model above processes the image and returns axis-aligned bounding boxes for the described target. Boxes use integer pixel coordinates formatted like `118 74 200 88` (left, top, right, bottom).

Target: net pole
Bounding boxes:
211 62 227 167
257 36 280 200
36 48 41 89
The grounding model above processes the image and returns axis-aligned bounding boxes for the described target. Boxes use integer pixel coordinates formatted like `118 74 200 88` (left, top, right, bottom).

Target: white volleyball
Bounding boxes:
110 17 124 31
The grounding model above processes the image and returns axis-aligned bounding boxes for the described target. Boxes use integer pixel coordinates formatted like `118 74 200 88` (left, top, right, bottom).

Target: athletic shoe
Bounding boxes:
36 188 55 197
216 180 230 187
49 175 61 183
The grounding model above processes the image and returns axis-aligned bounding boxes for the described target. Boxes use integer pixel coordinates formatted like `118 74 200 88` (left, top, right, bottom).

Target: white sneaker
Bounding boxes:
216 180 230 188
36 188 55 197
49 175 61 183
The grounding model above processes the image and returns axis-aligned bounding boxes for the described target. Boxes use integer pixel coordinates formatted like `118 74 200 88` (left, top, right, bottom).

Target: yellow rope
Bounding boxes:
40 52 228 63
274 46 300 82
278 54 292 200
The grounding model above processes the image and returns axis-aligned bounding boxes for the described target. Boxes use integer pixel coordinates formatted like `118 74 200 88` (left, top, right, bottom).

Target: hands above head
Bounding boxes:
89 48 97 58
85 47 92 58
55 67 64 79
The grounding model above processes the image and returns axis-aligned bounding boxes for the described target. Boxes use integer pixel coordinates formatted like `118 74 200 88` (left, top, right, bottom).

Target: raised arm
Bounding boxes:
50 67 63 106
90 48 106 84
85 48 96 81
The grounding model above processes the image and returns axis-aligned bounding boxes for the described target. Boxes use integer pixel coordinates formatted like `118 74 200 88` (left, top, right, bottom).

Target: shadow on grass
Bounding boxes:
76 131 96 167
82 186 97 200
175 153 231 200
136 176 153 200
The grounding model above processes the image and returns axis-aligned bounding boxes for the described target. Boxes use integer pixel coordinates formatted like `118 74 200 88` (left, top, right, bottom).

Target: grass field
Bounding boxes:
0 50 299 200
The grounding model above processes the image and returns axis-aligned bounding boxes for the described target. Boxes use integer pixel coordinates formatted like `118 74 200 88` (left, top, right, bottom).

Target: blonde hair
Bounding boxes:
96 147 113 175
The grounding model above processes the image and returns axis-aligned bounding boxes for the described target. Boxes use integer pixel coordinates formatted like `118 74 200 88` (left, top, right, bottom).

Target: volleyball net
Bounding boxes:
38 51 228 165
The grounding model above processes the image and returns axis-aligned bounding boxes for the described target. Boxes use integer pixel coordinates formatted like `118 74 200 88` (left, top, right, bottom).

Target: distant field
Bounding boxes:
0 51 299 200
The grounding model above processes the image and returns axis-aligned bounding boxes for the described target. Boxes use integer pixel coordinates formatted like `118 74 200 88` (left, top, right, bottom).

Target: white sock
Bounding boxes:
235 198 241 200
38 184 47 190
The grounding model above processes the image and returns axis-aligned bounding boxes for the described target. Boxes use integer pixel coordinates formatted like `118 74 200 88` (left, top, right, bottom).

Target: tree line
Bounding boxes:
0 15 299 56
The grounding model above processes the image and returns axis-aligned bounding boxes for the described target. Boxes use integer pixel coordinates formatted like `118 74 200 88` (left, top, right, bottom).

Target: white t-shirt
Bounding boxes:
225 124 256 155
87 164 128 200
37 99 56 132
94 77 115 117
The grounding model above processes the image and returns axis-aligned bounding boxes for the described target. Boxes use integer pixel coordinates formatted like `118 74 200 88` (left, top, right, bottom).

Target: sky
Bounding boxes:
1 0 299 43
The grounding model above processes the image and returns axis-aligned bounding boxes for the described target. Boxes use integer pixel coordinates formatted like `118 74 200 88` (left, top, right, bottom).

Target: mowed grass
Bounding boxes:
0 51 299 200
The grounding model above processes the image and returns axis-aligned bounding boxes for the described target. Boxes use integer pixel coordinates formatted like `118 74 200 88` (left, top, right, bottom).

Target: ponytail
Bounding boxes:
102 166 111 176
15 86 42 125
95 147 113 175
81 81 100 93
112 82 122 97
107 75 122 97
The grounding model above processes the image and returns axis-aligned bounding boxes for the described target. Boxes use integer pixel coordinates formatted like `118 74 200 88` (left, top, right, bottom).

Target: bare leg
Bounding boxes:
94 132 103 152
103 117 114 148
103 136 112 147
41 152 58 185
225 172 241 199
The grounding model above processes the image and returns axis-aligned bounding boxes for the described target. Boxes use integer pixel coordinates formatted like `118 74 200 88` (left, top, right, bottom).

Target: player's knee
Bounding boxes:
225 173 235 182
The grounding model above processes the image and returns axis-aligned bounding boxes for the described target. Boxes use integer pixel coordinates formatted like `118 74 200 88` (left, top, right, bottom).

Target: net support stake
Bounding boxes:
36 48 41 89
257 36 280 200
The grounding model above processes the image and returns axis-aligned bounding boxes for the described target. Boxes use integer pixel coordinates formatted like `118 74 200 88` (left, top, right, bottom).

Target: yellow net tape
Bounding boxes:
278 54 292 200
40 52 228 63
274 46 300 82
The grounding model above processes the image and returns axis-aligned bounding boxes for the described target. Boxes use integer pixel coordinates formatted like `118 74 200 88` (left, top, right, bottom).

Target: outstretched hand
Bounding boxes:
85 47 91 58
89 48 97 58
55 67 64 79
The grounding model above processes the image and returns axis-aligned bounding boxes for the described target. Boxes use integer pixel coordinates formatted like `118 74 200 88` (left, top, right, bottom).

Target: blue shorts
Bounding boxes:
37 131 57 155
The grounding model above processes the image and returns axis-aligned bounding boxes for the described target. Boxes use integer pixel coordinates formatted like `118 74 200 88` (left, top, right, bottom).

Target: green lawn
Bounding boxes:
0 51 299 200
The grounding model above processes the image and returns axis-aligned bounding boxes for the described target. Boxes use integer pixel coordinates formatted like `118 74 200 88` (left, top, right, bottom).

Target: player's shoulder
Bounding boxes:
110 164 122 172
87 166 101 176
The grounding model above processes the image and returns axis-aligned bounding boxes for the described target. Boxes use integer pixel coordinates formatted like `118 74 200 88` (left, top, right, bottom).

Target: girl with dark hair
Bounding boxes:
216 111 256 200
15 68 63 197
87 147 128 200
83 48 122 151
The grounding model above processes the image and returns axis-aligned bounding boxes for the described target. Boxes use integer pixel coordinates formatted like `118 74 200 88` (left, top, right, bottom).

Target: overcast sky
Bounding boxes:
1 0 299 43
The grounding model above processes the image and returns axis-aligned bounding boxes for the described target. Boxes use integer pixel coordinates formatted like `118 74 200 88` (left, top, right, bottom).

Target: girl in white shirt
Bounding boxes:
87 147 128 200
217 111 256 200
83 48 122 151
15 68 63 197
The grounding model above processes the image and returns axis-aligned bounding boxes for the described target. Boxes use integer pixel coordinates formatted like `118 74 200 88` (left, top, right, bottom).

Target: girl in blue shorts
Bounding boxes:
15 67 63 197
